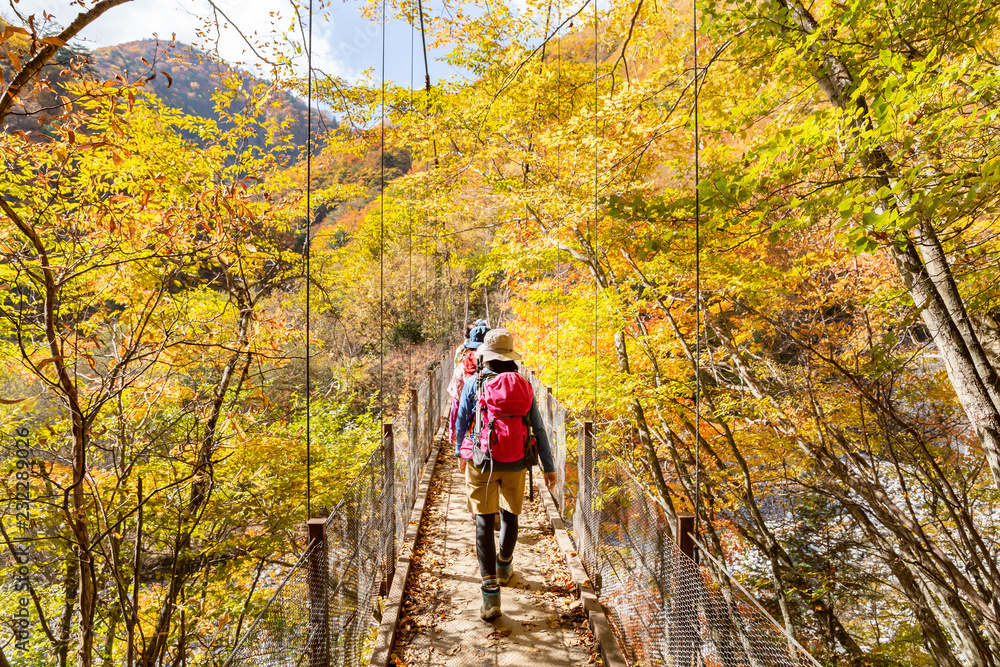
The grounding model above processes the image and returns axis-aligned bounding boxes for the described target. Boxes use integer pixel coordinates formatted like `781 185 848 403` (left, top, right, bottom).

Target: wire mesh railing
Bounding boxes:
318 445 390 666
523 369 819 667
223 355 818 667
223 351 452 667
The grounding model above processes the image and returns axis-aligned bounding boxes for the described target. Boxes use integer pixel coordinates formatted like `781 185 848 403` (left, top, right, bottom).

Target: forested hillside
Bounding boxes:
1 31 332 148
90 40 333 148
3 0 1000 666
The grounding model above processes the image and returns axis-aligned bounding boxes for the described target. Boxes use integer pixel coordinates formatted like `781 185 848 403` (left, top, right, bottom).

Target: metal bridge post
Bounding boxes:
575 421 598 587
426 369 435 429
545 386 561 510
381 423 396 596
441 352 448 410
677 513 696 561
410 388 421 462
307 517 329 667
437 355 444 413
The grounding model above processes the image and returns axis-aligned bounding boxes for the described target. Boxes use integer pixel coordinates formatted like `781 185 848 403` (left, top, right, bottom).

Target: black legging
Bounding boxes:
475 510 518 585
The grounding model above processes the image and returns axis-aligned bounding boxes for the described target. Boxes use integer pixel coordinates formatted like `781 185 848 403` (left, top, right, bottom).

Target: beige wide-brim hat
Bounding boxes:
476 328 523 363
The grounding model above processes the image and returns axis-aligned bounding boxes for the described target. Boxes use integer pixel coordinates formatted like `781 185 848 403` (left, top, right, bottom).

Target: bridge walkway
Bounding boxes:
388 452 597 666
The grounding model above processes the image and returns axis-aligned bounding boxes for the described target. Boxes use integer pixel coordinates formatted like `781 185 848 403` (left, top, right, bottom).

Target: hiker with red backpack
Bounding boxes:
447 324 489 447
454 328 557 621
453 318 489 367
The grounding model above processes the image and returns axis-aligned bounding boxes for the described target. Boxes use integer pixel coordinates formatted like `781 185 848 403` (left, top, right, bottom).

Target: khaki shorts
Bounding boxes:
464 464 526 515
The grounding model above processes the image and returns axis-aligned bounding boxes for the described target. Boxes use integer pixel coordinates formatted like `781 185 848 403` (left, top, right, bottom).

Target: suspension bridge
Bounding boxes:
219 350 820 667
219 0 822 659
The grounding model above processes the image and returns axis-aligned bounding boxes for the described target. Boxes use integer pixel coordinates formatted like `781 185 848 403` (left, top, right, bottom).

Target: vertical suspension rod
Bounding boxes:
692 0 702 548
305 0 314 521
380 0 386 419
593 0 599 424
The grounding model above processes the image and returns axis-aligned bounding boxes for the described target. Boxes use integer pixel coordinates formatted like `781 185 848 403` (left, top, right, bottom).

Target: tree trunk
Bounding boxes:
58 555 78 667
888 238 1000 489
906 552 997 667
70 414 96 667
766 553 797 652
102 605 120 667
773 0 1000 493
893 557 965 667
912 218 1000 411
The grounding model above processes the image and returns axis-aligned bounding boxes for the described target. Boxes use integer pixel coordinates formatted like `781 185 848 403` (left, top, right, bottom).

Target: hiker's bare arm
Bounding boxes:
544 472 557 489
459 458 467 473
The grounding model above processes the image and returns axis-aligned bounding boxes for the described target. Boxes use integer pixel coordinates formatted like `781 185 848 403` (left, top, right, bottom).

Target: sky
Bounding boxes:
22 0 465 87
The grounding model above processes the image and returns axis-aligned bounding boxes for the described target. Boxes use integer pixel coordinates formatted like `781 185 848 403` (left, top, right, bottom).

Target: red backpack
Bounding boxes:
463 350 477 376
466 372 536 471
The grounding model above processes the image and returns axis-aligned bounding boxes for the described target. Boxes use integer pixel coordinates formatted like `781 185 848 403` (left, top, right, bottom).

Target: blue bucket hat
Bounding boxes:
464 325 490 349
473 318 489 327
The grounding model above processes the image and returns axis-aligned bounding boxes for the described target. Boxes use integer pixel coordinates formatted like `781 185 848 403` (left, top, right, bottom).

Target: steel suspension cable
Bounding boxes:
593 0 599 423
409 3 414 380
305 0 314 521
380 0 386 418
555 0 562 396
415 0 438 166
692 0 702 549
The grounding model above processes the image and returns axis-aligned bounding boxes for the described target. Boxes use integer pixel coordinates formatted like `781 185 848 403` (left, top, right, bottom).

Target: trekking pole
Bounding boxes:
474 356 484 443
527 416 536 502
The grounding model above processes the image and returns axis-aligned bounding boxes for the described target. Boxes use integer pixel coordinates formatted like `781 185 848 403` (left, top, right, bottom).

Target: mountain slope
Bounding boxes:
90 40 332 148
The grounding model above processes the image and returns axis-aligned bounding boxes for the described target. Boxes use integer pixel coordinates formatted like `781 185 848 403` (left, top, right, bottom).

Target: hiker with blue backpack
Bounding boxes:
453 318 489 366
447 324 489 448
454 328 557 621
